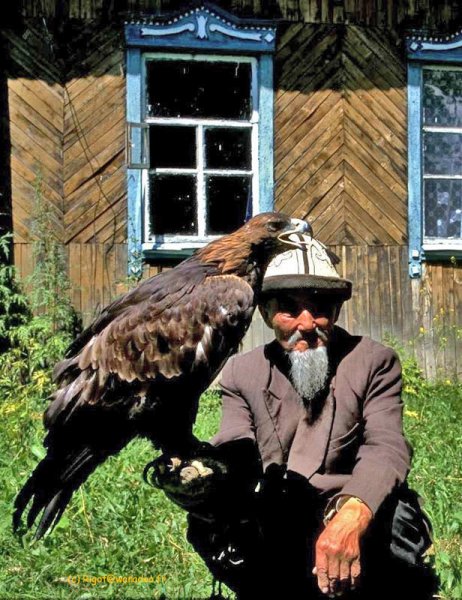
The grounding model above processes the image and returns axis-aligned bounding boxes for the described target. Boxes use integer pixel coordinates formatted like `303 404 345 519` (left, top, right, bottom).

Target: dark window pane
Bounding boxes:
206 175 251 235
205 128 252 169
423 132 462 175
423 69 462 127
149 174 197 235
150 125 195 168
424 179 462 238
146 60 251 119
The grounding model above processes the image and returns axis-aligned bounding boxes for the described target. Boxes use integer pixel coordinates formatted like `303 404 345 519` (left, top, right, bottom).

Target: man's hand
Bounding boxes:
314 497 373 596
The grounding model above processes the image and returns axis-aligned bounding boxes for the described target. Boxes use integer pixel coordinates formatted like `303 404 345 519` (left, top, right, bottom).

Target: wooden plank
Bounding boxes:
9 121 62 178
9 103 62 163
420 265 436 379
343 183 397 244
343 169 405 243
64 89 125 152
387 245 402 341
344 116 407 191
64 112 125 165
453 263 462 378
279 148 344 216
343 162 405 238
8 87 63 140
65 164 125 221
74 196 126 244
367 246 382 343
432 263 446 376
64 74 124 131
277 122 344 204
68 243 82 314
276 103 343 189
10 156 63 218
64 140 124 196
443 263 457 379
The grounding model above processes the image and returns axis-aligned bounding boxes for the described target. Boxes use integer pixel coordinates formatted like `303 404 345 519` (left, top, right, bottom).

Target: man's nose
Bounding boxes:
295 309 316 331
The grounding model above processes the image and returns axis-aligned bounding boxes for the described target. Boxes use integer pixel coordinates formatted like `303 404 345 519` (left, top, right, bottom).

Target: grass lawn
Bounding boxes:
1 376 462 599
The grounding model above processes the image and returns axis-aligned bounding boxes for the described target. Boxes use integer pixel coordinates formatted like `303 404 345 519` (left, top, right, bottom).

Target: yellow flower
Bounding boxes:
405 410 419 419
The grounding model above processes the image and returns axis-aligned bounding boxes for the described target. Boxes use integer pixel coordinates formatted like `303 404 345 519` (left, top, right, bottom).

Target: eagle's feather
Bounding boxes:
13 212 306 539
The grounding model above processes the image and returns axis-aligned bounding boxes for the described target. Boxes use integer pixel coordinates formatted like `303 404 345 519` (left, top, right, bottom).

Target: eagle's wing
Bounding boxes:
13 271 255 539
50 271 255 422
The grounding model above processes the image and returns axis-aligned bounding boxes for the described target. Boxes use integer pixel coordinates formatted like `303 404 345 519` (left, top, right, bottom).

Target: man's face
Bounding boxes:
264 290 338 352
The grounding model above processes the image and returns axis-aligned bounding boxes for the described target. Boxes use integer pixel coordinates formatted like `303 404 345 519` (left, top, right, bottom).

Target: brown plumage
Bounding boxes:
13 212 308 539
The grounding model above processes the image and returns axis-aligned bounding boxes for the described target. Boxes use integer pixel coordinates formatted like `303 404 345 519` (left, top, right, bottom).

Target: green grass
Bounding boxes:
1 380 462 599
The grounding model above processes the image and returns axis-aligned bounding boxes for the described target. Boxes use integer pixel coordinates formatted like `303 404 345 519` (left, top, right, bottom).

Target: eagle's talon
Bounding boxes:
168 457 183 472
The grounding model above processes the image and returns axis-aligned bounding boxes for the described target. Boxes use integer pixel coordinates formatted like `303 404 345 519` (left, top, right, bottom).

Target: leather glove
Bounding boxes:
144 452 227 511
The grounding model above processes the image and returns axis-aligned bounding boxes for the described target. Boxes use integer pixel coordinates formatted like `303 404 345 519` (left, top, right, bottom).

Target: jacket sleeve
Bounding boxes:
331 345 411 516
211 356 256 446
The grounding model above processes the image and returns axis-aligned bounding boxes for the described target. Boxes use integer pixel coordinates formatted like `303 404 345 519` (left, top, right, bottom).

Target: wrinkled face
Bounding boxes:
261 290 339 352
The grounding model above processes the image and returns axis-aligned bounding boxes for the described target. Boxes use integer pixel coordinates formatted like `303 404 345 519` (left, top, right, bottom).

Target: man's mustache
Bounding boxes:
287 327 329 346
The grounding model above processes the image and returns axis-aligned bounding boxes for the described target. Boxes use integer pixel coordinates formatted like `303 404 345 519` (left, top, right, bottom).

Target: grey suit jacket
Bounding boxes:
213 326 411 515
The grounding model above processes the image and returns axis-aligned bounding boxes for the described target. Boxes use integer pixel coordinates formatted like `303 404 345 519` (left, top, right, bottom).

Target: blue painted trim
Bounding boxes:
407 63 423 278
126 47 143 279
125 6 276 54
407 30 462 62
124 4 277 261
258 54 274 213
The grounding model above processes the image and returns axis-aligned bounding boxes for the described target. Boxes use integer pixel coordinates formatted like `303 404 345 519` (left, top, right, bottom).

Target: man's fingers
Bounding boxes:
338 559 352 594
351 557 361 588
327 555 340 595
315 552 330 594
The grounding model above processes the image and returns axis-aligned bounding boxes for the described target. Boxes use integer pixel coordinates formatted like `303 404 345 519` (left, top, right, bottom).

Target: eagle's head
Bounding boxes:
197 212 311 276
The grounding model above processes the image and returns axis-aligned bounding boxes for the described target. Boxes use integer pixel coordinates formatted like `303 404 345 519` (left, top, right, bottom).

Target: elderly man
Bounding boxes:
153 231 435 599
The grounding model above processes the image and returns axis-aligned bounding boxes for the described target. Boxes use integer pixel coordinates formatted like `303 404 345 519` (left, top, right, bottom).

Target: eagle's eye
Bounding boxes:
266 220 285 233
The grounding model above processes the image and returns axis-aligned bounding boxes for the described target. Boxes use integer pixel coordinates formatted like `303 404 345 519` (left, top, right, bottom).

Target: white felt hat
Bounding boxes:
262 232 352 300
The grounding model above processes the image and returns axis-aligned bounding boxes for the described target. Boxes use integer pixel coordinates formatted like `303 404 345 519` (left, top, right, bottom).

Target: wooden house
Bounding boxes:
2 0 462 377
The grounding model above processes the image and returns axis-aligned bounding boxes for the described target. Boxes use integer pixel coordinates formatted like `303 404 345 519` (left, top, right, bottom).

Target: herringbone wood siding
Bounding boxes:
5 24 126 246
4 20 462 378
274 25 407 246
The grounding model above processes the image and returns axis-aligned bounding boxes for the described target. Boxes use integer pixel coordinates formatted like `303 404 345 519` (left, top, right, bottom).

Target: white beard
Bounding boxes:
287 346 329 408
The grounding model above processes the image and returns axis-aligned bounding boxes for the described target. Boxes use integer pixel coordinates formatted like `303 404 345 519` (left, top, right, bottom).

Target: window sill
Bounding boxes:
422 243 462 261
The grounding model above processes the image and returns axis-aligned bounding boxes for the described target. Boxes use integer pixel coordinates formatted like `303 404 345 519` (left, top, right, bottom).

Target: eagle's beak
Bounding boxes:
289 218 311 234
278 218 313 243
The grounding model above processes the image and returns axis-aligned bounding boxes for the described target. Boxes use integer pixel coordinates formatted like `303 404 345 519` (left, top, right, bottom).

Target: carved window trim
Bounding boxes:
124 4 276 274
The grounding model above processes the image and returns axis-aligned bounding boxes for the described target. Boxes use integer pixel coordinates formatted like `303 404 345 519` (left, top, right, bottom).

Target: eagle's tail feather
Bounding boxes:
13 446 100 539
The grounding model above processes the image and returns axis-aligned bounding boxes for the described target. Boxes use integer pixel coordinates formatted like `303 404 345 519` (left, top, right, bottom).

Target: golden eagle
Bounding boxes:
13 212 308 539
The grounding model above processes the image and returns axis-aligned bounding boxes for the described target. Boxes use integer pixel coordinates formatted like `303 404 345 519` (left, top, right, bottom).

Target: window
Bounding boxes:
144 54 257 244
407 32 462 277
125 5 275 273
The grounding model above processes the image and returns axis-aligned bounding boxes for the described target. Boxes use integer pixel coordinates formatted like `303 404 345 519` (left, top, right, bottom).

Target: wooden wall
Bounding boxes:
274 25 407 245
16 0 462 32
3 9 462 378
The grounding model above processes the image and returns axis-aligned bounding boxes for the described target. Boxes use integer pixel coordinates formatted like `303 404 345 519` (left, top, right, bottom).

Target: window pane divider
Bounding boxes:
423 126 462 133
423 174 462 179
145 117 255 127
197 124 205 238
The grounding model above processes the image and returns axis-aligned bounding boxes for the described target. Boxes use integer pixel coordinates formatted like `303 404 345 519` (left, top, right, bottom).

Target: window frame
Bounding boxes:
141 52 259 249
407 31 462 277
124 5 276 275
